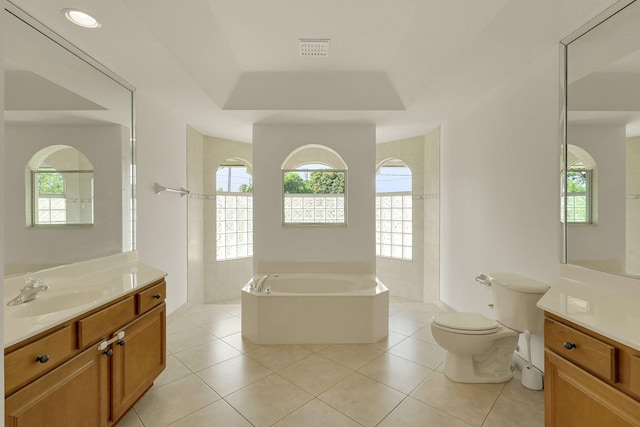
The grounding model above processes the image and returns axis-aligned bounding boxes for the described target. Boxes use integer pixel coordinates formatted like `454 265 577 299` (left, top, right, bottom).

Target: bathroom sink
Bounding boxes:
11 287 110 317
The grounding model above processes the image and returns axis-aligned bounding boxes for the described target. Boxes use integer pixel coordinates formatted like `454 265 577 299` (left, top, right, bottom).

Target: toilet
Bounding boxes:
431 273 549 384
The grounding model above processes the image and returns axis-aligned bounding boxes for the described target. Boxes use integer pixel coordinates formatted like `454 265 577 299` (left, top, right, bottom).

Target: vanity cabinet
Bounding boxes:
544 313 640 426
4 279 166 427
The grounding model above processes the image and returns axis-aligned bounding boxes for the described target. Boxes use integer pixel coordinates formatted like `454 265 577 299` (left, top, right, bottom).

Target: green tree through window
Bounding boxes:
38 172 65 195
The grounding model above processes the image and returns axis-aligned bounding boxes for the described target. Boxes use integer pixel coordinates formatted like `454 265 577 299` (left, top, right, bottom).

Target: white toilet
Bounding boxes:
431 273 549 384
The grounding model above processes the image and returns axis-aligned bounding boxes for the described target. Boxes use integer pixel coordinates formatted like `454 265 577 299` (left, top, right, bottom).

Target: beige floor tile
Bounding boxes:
474 380 507 394
226 374 313 427
272 399 362 427
410 324 439 344
134 374 220 426
182 306 236 325
218 303 241 315
378 396 472 427
116 409 144 427
358 352 432 394
166 315 200 335
389 315 427 336
373 331 407 351
153 354 192 388
317 343 383 370
173 339 242 372
202 316 243 338
319 372 405 427
166 399 252 427
388 336 446 369
196 354 273 396
482 395 544 427
166 326 216 354
410 372 498 427
246 345 312 371
299 343 329 352
221 332 263 353
279 354 353 395
394 304 443 323
500 369 544 411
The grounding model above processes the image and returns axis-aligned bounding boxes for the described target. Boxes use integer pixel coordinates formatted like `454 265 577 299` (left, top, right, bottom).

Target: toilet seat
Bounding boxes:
432 312 499 335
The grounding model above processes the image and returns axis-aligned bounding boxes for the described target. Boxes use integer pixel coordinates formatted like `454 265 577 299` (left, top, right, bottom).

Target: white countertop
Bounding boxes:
4 252 166 348
537 266 640 351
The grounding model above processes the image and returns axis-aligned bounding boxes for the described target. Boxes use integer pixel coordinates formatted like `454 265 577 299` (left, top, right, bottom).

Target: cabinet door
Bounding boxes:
545 349 640 427
111 303 166 421
5 346 109 427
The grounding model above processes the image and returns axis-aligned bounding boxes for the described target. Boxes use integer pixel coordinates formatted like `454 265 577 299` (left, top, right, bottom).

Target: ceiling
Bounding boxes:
7 0 620 143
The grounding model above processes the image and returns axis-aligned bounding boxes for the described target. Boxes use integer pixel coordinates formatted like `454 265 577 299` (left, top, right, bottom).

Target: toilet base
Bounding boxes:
442 352 514 383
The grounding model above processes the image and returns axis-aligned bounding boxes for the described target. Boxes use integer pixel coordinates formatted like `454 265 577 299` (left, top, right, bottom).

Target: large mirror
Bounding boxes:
563 0 640 279
3 5 135 276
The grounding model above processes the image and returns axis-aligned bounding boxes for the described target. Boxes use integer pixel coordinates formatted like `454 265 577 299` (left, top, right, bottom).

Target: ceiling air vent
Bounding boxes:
299 39 329 57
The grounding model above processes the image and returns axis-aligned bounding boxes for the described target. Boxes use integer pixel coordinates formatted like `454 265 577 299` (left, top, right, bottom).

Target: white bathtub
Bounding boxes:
241 273 389 344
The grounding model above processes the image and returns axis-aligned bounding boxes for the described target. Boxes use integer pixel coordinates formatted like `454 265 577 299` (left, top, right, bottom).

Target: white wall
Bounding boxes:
4 125 125 270
253 124 376 273
441 46 562 369
566 125 626 265
135 93 188 314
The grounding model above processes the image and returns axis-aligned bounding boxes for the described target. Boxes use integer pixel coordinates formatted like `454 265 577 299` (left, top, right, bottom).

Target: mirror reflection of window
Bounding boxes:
27 145 94 226
283 163 346 224
565 145 597 225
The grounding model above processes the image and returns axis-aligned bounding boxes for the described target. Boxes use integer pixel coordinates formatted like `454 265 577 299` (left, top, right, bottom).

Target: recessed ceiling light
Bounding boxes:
63 9 101 28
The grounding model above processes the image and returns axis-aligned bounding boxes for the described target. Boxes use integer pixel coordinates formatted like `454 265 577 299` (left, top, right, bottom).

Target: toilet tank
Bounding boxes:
490 273 549 334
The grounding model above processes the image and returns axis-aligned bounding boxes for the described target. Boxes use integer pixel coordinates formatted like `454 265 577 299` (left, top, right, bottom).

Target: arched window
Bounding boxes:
281 145 347 225
567 145 597 224
216 158 253 260
27 145 93 226
376 159 412 260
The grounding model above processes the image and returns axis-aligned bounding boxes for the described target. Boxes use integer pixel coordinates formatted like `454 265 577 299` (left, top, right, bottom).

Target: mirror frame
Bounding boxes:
559 0 637 271
4 1 137 252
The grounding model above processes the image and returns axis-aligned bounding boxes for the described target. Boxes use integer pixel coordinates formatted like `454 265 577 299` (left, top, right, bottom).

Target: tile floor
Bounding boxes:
118 299 544 427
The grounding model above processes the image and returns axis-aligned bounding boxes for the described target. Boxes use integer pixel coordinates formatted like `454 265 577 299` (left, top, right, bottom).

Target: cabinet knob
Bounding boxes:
103 349 114 357
36 354 50 363
563 341 577 350
153 294 162 299
117 340 126 346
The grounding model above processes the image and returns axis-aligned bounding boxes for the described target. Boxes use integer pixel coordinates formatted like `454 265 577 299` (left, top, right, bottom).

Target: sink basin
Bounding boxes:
12 287 110 317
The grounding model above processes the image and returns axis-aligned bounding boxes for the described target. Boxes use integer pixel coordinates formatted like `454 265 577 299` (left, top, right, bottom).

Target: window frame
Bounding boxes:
566 168 592 224
31 169 94 227
281 168 348 226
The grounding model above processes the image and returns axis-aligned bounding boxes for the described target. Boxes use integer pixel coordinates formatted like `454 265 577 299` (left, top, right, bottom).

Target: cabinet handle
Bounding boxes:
36 354 50 363
103 349 113 357
117 340 126 346
153 294 162 299
563 341 577 350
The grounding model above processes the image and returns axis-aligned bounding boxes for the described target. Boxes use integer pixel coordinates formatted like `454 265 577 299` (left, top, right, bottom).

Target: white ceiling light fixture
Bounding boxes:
63 9 101 28
299 39 330 57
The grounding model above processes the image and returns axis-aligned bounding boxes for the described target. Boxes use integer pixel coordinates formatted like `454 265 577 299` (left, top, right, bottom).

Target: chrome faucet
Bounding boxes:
7 277 49 306
255 274 277 293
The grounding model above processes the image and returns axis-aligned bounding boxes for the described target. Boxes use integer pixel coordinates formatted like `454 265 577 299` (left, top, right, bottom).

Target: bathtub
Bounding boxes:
241 273 389 344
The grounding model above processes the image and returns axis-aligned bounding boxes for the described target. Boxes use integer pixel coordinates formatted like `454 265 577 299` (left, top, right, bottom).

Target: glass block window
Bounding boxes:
376 194 412 260
33 170 94 226
216 162 253 261
376 159 412 260
283 194 345 223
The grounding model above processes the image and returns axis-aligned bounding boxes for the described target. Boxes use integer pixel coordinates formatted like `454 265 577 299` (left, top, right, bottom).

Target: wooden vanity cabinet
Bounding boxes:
544 313 640 426
4 279 166 427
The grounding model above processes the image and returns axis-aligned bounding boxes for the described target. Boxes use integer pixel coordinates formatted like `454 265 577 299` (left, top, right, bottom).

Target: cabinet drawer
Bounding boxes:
5 326 75 396
77 297 136 348
631 355 640 396
136 281 166 315
545 318 616 382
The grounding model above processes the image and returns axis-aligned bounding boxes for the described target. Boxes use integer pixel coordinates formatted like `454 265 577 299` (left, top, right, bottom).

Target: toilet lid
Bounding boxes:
432 312 499 333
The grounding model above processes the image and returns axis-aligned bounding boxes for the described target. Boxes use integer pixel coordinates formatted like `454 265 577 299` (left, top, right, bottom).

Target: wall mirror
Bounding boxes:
3 4 135 276
562 0 640 279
